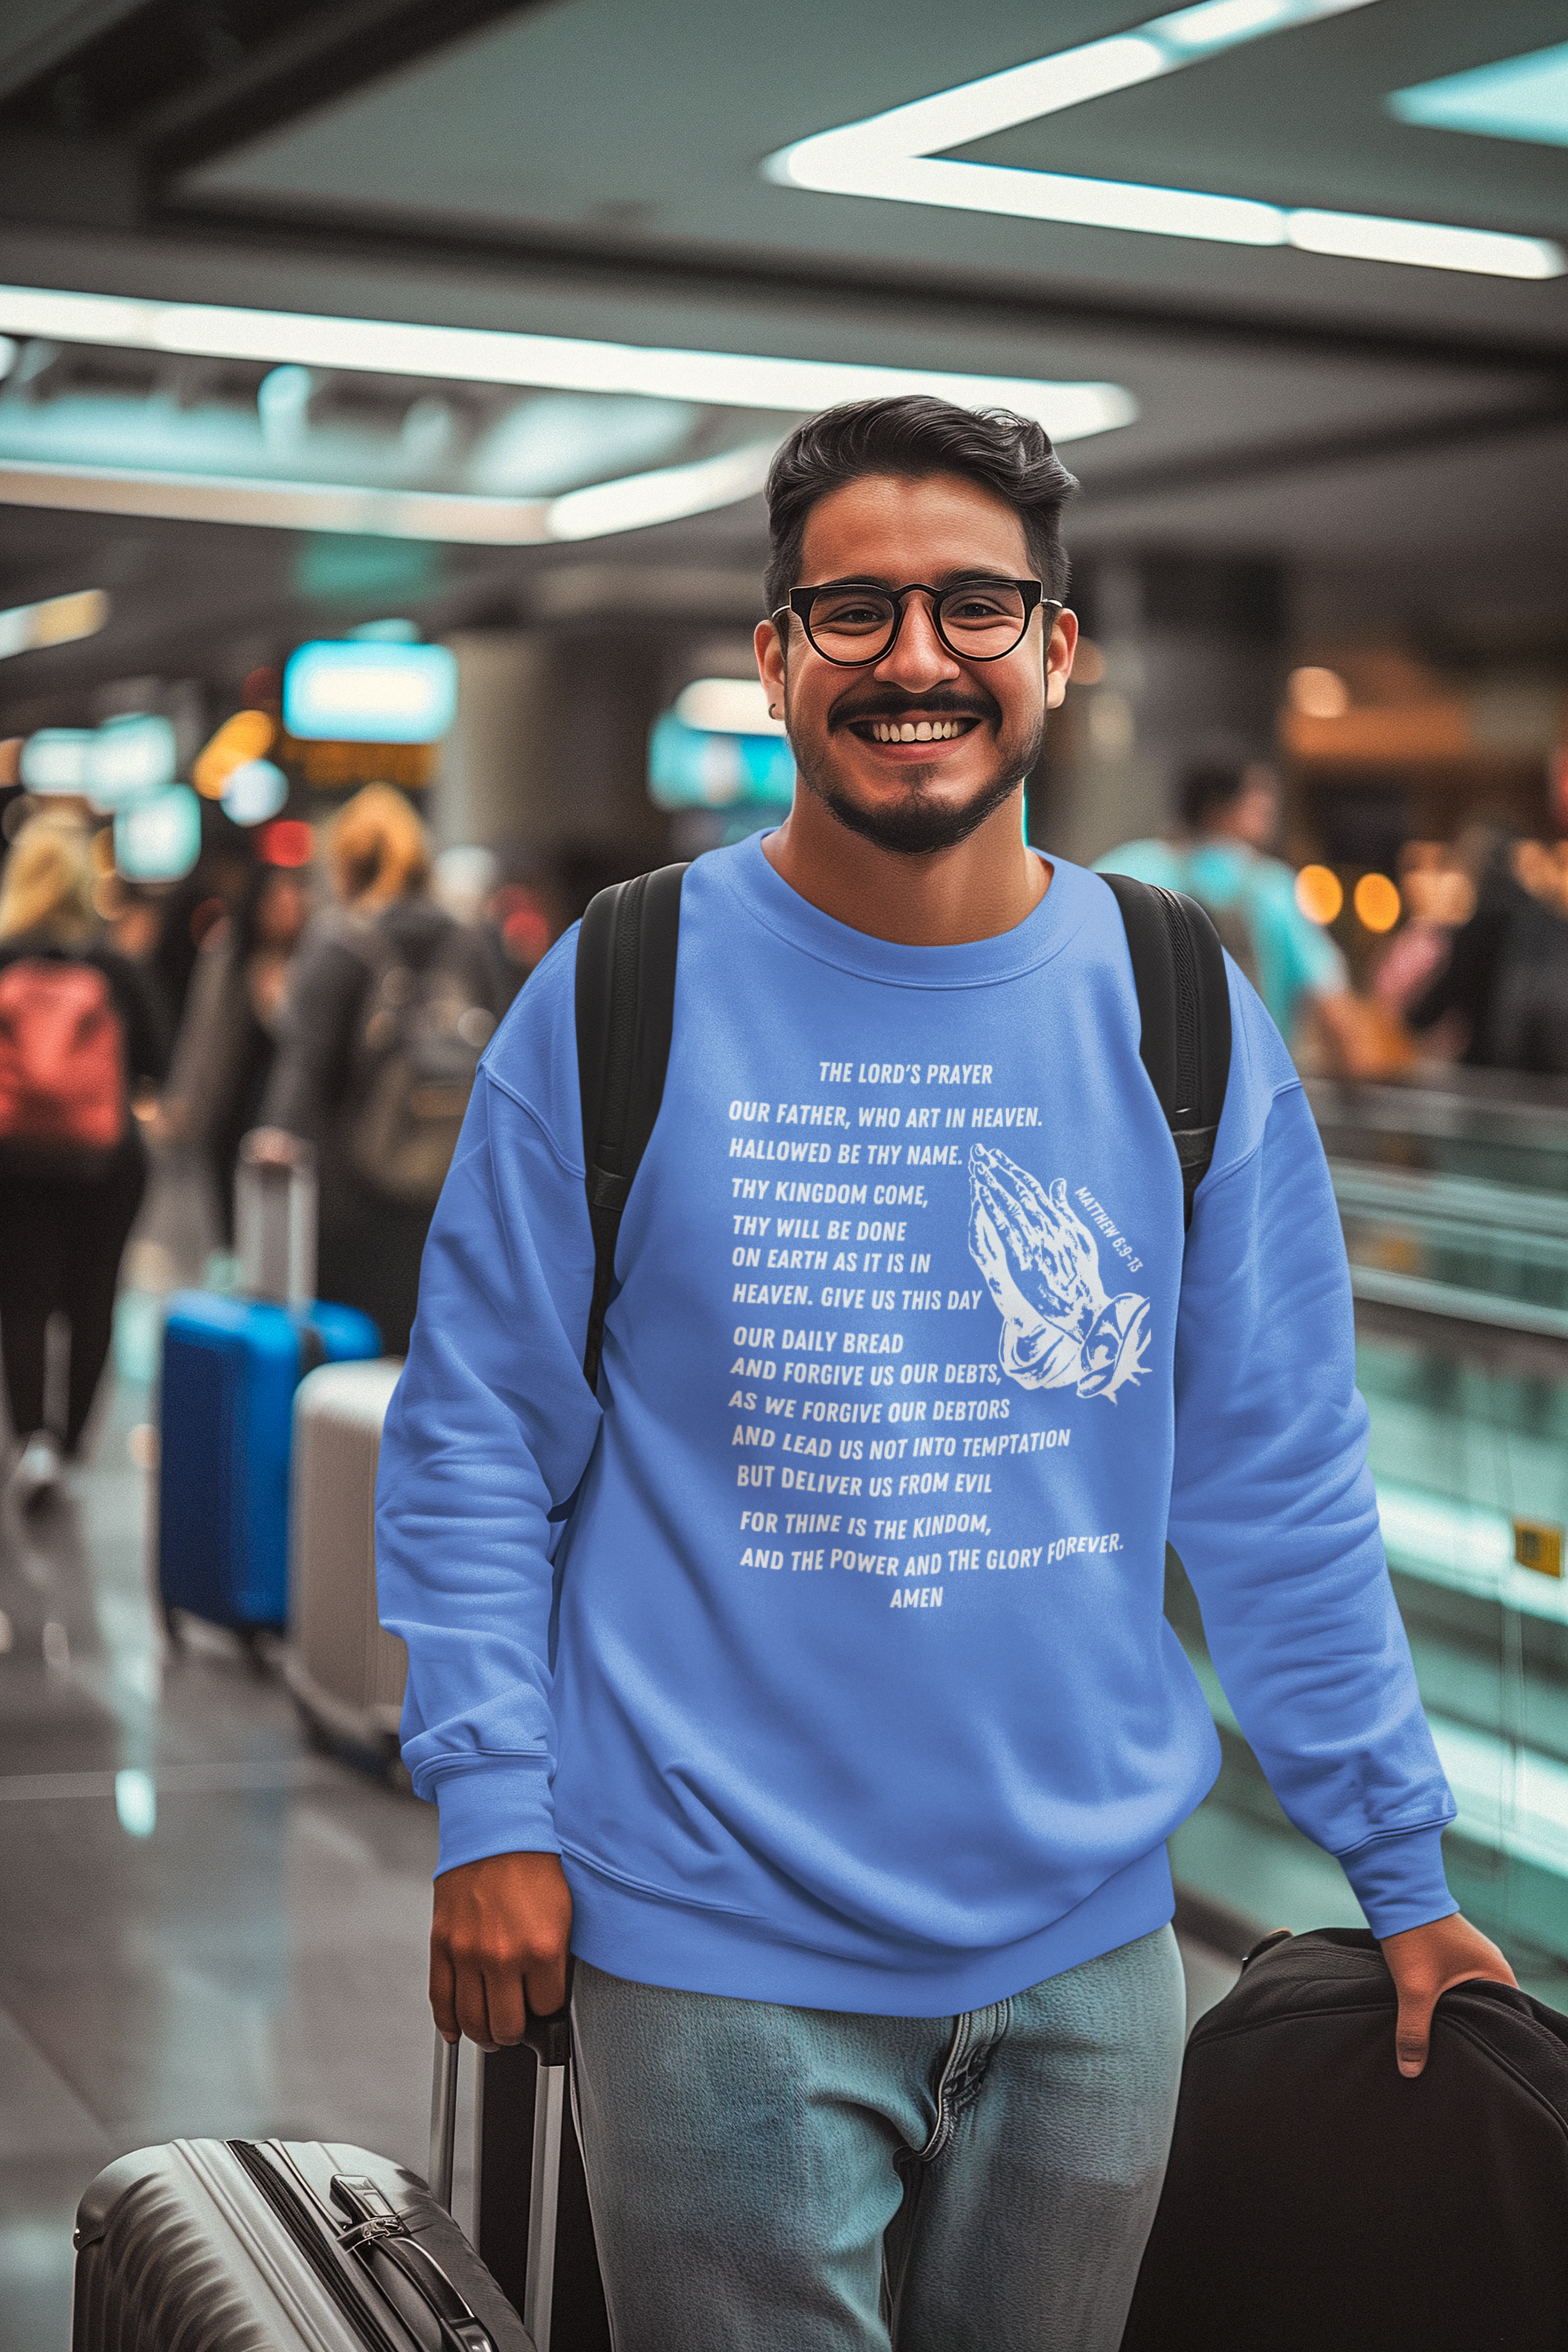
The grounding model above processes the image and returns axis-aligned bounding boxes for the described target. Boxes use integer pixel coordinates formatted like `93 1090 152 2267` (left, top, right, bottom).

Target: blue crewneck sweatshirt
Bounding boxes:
376 838 1454 2014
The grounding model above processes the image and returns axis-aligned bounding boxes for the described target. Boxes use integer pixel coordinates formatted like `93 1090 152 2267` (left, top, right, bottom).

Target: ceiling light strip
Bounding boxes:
0 586 109 659
803 0 1378 163
0 286 1135 443
0 442 781 545
764 0 1564 281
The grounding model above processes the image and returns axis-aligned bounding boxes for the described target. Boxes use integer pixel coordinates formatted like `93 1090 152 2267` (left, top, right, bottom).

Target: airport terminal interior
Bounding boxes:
2 0 1568 2340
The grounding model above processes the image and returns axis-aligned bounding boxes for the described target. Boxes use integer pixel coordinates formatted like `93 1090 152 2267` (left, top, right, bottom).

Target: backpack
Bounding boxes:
572 864 1231 1388
345 920 496 1207
0 956 127 1174
1120 1926 1568 2350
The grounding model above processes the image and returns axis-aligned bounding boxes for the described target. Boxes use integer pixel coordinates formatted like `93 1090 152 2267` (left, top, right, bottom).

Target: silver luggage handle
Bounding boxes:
430 2034 461 2211
235 1132 318 1308
429 2009 572 2352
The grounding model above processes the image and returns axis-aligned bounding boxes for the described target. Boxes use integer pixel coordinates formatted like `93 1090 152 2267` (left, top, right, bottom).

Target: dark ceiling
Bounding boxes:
1 0 1566 714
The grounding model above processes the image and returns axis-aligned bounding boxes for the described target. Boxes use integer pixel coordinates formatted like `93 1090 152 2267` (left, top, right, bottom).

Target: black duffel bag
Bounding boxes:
1121 1926 1568 2352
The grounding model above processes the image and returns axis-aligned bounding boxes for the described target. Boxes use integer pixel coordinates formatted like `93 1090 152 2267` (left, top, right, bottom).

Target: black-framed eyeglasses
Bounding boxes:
775 577 1056 667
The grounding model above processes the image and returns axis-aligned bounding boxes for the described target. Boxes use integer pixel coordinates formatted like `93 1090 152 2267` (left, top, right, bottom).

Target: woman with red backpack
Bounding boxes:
0 816 168 1505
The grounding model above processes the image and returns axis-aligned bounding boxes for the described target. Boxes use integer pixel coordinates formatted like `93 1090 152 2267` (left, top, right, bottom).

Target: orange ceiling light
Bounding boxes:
1354 873 1402 933
1295 865 1344 925
192 707 276 800
1287 666 1350 719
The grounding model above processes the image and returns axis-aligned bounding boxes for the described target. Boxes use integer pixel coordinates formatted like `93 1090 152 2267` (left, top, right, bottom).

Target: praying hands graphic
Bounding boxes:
967 1145 1150 1402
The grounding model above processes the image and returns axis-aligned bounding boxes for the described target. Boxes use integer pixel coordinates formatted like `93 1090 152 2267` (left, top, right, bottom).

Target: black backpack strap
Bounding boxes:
1100 872 1232 1231
574 863 688 1391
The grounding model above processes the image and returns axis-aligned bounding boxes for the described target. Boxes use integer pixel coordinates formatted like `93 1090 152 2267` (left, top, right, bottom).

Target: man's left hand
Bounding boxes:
1380 1913 1515 2078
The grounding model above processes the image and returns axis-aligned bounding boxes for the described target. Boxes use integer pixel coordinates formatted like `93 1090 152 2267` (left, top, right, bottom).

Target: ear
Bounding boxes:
1045 608 1079 713
755 616 787 718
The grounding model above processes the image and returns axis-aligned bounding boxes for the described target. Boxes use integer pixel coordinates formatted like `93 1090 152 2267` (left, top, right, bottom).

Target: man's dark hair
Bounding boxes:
763 397 1077 620
1178 751 1256 833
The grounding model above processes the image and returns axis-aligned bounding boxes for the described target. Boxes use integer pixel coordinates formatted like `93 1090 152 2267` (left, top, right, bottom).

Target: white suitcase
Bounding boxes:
285 1356 407 1771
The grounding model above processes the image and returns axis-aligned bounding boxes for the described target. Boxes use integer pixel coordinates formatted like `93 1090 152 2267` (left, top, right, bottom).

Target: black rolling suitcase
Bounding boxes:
1120 1927 1568 2352
71 2013 599 2352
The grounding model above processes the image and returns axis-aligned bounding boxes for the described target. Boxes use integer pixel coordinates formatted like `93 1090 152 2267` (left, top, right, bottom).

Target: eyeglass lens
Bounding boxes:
805 581 1030 664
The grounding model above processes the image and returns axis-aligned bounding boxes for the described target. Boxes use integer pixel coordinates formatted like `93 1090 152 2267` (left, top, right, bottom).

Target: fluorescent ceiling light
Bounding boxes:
0 585 109 659
1287 209 1559 274
765 0 1565 281
1388 41 1568 151
0 285 1135 445
0 452 742 543
0 441 779 546
546 440 776 542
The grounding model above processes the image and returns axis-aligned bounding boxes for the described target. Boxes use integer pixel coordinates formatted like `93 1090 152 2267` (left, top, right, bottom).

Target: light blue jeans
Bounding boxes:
570 1926 1186 2351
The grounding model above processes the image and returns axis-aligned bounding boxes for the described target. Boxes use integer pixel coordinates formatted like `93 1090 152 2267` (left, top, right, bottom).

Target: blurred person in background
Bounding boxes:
1097 752 1408 1076
155 837 252 1033
490 853 580 1003
104 887 164 970
253 784 499 1354
431 843 519 1015
162 855 312 1243
0 817 168 1504
1403 823 1563 1073
1374 840 1479 1054
1475 836 1568 1076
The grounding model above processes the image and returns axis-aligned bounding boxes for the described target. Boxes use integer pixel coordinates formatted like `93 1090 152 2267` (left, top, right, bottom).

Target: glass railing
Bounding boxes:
1173 1073 1568 1997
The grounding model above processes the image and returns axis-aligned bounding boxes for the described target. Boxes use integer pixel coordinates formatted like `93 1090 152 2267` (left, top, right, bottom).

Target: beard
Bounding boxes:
790 690 1047 857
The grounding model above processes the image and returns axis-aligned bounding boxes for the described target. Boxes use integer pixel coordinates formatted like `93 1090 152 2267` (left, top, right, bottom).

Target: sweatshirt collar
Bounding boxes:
711 829 1092 992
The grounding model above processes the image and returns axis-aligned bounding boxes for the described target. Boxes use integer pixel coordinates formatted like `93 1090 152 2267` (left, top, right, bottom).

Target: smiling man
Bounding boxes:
377 397 1510 2352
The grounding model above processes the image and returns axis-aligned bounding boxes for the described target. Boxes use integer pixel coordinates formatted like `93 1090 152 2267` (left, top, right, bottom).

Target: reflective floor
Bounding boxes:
0 1363 453 2347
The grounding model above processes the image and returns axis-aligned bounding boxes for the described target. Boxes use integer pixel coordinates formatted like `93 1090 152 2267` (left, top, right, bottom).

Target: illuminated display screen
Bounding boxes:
20 728 94 793
114 785 202 881
648 713 794 811
89 713 177 810
282 641 458 744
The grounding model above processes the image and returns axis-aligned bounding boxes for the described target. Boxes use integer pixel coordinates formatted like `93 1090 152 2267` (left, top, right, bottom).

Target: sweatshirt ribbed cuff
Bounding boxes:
1336 1822 1455 1939
428 1758 557 1878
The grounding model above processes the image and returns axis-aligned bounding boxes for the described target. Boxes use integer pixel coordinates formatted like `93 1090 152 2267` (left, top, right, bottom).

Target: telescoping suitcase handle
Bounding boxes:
430 2008 572 2352
236 1131 318 1306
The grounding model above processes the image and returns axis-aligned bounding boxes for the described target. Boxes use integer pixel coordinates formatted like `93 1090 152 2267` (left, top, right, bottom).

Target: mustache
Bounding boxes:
829 685 1000 731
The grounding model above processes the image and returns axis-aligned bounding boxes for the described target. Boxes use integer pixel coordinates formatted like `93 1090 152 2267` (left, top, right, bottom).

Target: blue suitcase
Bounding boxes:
158 1144 381 1640
158 1292 381 1639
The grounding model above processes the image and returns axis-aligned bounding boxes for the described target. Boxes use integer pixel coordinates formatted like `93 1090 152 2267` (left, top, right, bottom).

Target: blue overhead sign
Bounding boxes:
648 713 794 811
282 640 457 743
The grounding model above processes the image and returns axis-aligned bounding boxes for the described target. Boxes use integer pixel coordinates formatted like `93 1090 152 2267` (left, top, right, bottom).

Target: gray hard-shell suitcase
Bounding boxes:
71 2024 571 2352
284 1356 408 1769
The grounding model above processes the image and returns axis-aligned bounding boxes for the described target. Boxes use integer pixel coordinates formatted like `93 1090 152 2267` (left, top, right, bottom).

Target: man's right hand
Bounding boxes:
430 1851 573 2049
